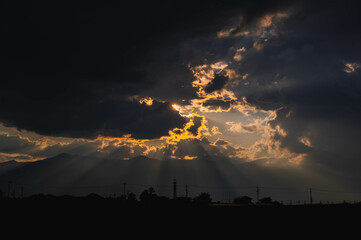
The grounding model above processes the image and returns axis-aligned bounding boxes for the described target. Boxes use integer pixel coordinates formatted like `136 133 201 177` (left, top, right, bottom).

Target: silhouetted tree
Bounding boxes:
258 197 282 205
176 197 192 204
148 187 155 195
139 190 149 202
233 196 252 205
140 187 157 203
259 197 273 204
85 193 103 200
193 192 212 204
127 192 137 202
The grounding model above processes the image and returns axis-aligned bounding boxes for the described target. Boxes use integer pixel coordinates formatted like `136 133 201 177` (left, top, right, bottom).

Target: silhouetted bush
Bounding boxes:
259 197 273 204
233 196 252 205
140 187 158 203
193 192 212 204
85 193 103 200
258 197 282 206
127 192 137 202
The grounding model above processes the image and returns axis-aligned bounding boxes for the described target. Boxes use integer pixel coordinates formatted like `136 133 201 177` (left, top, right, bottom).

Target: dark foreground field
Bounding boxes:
1 196 360 230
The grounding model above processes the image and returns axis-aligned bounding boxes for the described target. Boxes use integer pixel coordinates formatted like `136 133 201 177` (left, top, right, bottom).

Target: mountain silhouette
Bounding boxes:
0 153 253 199
0 160 28 175
1 151 359 202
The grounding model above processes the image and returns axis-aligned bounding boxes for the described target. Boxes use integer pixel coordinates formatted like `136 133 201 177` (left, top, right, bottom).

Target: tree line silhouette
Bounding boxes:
2 186 360 208
0 187 215 206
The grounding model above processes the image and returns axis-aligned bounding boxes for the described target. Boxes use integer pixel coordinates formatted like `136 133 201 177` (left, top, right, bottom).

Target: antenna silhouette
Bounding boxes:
7 181 11 198
256 186 260 202
123 182 127 200
173 179 177 199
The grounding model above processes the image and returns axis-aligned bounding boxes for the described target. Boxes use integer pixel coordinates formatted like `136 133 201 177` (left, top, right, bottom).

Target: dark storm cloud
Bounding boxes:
0 0 299 138
188 116 203 136
204 73 229 93
0 95 186 139
0 133 37 154
202 99 234 111
225 0 361 173
0 130 150 161
214 139 228 146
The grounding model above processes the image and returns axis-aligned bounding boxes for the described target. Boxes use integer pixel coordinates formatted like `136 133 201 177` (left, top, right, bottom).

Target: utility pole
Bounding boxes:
7 181 11 198
123 182 127 200
173 179 177 199
256 186 260 202
309 188 313 205
185 184 188 198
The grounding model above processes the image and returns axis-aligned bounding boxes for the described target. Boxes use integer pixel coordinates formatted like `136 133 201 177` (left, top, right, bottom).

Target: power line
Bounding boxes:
1 179 361 202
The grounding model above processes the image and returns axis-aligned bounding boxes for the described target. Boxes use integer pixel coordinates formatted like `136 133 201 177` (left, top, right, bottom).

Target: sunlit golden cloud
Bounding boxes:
224 69 239 80
233 119 309 165
0 109 306 165
183 155 198 160
253 39 267 51
171 104 194 117
0 152 42 162
0 9 307 165
217 27 250 38
210 61 228 70
299 136 312 148
288 153 307 165
139 97 153 106
216 11 289 40
227 122 260 134
161 114 209 144
188 63 253 114
257 12 288 29
344 62 361 73
226 110 277 135
211 126 222 135
233 47 246 61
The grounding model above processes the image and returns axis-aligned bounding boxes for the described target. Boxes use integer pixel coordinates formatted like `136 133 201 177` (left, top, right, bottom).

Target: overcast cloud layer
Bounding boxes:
1 0 361 200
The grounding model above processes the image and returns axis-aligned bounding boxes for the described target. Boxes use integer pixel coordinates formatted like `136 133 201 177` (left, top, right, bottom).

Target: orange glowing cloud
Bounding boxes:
288 153 307 165
189 63 256 114
183 155 198 160
344 62 361 73
299 136 312 147
139 97 153 106
0 152 42 162
211 126 222 135
162 114 209 144
233 47 246 62
258 12 289 28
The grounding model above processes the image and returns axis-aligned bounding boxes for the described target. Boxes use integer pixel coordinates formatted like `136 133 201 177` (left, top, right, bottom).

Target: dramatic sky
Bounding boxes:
1 0 361 200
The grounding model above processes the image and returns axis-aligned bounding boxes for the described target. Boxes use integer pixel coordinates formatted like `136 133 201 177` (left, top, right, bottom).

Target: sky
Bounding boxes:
1 0 361 201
